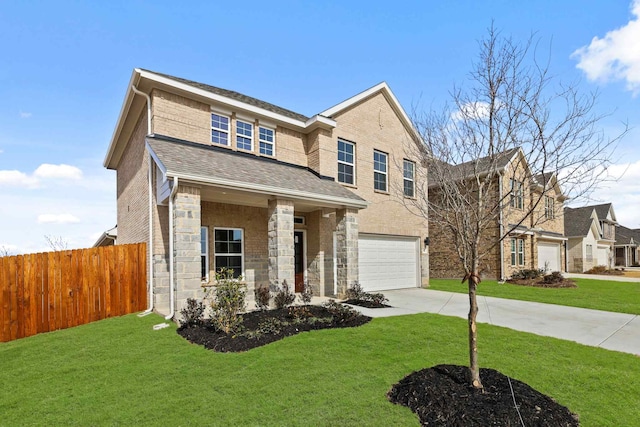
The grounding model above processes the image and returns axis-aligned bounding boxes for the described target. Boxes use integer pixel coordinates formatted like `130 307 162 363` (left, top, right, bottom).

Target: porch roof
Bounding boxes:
147 134 368 209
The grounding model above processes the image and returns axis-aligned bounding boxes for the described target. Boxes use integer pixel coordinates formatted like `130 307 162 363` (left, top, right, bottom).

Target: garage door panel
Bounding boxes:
538 243 560 272
358 235 419 292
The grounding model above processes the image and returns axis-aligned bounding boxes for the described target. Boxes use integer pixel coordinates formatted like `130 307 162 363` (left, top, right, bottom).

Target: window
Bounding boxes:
511 238 525 266
373 150 388 192
544 196 555 219
201 227 209 281
214 228 243 279
586 244 593 262
337 139 355 185
403 160 415 197
236 120 253 151
510 179 523 209
211 113 230 146
259 126 275 156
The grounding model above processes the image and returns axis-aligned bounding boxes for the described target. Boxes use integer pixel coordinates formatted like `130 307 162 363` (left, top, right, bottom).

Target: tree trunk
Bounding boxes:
468 273 483 389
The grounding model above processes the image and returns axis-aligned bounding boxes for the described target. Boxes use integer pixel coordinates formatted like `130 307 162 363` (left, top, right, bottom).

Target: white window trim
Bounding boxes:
211 112 230 146
510 179 524 209
337 139 356 185
518 238 525 266
213 227 245 278
403 159 415 198
236 119 254 152
511 237 525 266
373 150 388 192
258 125 276 157
545 196 555 219
201 226 209 282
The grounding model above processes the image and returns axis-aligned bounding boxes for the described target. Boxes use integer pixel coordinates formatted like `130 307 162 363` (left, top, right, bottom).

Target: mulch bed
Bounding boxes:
178 305 371 352
507 278 577 288
388 364 579 426
343 299 391 308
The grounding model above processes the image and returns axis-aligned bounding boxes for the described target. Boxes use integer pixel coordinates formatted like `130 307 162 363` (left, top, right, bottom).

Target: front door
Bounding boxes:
294 231 304 292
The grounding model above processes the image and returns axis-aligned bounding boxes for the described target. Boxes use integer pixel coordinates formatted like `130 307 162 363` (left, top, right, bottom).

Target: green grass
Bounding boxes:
1 313 640 426
429 278 640 315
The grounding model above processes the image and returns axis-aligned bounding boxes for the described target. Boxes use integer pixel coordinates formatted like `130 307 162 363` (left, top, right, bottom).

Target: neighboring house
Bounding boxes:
615 225 640 267
103 68 429 318
564 203 617 272
93 226 117 247
429 148 567 280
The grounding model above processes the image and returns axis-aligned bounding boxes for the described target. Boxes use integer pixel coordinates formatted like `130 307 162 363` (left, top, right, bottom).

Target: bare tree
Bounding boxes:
44 235 69 251
410 26 624 389
0 245 14 257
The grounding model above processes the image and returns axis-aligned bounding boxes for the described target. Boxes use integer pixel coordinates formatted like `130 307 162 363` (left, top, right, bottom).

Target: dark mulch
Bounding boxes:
343 299 392 308
507 278 577 288
178 305 371 352
388 364 579 426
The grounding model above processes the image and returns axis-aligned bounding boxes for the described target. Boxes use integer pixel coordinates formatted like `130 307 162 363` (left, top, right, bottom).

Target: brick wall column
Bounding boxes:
267 198 295 287
173 184 202 318
335 208 358 297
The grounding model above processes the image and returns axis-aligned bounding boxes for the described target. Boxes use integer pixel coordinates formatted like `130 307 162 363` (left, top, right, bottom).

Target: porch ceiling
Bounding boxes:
147 134 368 210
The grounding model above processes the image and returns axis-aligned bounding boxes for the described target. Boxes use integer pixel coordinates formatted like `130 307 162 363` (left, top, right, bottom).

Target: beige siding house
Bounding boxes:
564 203 617 272
104 69 429 318
429 149 567 280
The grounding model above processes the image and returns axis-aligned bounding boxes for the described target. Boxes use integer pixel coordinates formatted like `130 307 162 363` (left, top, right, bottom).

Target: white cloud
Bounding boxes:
0 170 40 188
19 111 32 119
37 213 81 224
34 163 83 180
572 0 640 95
451 101 492 121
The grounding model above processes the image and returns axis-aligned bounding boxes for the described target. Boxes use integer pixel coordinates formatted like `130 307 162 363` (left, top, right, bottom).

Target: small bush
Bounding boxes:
322 299 361 324
207 268 246 334
511 269 544 280
542 271 564 284
585 265 624 275
179 298 205 327
345 282 366 301
273 280 295 309
254 285 271 311
368 292 389 306
299 280 313 305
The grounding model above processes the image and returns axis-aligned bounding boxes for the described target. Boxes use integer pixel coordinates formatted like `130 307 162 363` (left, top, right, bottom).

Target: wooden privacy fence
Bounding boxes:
0 243 147 343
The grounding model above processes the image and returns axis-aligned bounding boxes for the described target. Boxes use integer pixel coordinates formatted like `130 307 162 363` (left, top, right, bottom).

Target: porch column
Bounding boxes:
174 184 202 316
268 198 295 287
335 208 359 297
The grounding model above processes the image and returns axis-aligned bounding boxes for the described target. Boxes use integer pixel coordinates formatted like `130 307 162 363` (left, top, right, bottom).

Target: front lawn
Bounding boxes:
429 278 640 315
1 313 639 426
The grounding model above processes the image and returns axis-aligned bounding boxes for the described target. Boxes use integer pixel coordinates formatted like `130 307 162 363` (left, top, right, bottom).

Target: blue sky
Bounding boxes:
1 0 639 253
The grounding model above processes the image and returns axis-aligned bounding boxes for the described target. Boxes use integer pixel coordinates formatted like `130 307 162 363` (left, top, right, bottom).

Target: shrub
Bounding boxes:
254 285 271 311
586 265 608 274
207 268 246 334
368 292 389 306
345 282 366 301
542 271 564 284
511 269 544 280
299 280 313 305
179 298 205 327
273 280 295 309
322 299 361 324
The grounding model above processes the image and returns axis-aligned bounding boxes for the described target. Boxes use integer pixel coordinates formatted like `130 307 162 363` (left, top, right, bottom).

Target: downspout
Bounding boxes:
130 84 155 316
166 176 179 320
498 173 505 281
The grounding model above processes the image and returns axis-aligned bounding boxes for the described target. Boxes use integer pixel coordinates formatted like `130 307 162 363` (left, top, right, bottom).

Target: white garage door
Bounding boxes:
358 234 419 291
596 245 610 267
538 243 561 273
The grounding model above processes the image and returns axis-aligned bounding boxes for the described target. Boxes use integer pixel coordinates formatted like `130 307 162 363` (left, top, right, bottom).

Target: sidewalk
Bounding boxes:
352 288 640 356
564 272 640 282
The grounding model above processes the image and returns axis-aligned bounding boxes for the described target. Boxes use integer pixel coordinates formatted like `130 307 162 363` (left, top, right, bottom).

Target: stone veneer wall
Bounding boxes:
335 208 358 296
267 199 295 287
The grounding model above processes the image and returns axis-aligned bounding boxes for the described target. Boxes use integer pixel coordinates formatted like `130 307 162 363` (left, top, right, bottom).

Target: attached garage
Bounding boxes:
596 245 610 267
537 242 561 273
358 234 420 291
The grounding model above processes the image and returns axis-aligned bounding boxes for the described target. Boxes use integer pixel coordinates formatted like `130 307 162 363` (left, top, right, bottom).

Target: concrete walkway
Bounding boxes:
564 272 640 282
351 288 640 356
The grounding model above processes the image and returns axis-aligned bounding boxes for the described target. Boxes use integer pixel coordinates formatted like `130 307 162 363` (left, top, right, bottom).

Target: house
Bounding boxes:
103 69 429 318
564 203 617 272
429 148 567 280
93 225 117 247
614 225 640 267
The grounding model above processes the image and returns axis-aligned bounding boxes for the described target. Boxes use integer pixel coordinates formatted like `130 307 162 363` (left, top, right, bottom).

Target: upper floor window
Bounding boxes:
511 238 525 266
211 113 230 146
373 150 388 192
403 160 415 198
236 120 253 151
337 139 355 185
259 126 275 156
544 196 555 219
510 179 523 209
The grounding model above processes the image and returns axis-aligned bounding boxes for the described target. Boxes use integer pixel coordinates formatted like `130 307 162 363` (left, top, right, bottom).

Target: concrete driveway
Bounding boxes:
352 288 640 356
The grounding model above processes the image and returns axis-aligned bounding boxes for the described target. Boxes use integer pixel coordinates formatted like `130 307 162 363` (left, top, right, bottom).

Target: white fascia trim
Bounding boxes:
104 69 142 168
167 171 369 209
138 69 310 130
305 114 336 129
536 235 568 242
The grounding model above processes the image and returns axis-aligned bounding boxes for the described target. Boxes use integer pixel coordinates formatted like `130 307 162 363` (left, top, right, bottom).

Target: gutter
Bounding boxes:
166 176 179 320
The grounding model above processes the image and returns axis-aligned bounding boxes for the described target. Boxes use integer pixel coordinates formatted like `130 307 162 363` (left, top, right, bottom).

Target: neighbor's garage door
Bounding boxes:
538 242 561 272
596 245 610 267
358 234 419 292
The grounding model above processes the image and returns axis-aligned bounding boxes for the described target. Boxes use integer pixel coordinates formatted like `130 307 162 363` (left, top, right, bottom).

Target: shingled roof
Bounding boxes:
564 206 597 237
616 225 640 246
141 69 310 122
146 135 367 208
428 148 519 185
